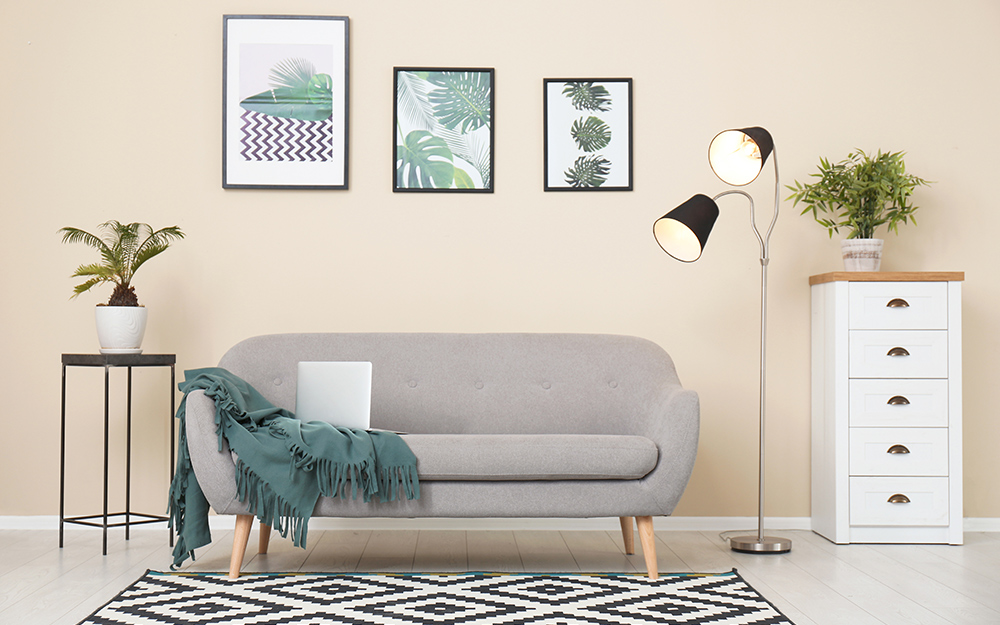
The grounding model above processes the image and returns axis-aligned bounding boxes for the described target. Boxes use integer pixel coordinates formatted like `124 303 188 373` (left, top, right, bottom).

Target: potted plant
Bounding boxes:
60 221 185 353
786 149 931 271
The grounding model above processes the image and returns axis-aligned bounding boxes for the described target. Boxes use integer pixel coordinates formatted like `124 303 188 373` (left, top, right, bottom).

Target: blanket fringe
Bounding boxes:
279 438 382 503
377 464 421 502
235 459 309 547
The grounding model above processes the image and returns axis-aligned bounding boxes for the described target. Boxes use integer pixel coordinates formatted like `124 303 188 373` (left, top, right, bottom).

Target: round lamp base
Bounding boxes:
729 535 792 554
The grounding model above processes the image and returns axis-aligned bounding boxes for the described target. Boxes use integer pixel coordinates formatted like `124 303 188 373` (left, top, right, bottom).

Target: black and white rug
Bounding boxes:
80 569 794 624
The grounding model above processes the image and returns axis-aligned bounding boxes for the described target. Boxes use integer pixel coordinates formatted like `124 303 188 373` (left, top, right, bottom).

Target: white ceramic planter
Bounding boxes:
841 238 883 272
95 306 147 354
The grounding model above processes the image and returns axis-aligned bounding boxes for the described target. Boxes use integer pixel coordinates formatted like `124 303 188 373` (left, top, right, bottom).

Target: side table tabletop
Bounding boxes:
60 353 176 555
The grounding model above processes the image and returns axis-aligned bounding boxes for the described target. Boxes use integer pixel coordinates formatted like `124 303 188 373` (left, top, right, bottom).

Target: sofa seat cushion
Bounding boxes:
400 434 658 481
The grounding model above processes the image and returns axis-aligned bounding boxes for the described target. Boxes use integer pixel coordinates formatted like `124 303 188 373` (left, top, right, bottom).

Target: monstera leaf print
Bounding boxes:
396 130 455 189
570 116 611 152
427 71 492 133
564 155 611 187
545 78 630 191
562 81 612 112
240 57 333 121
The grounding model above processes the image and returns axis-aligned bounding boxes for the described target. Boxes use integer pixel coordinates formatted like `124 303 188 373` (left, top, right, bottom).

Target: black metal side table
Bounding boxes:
59 353 176 555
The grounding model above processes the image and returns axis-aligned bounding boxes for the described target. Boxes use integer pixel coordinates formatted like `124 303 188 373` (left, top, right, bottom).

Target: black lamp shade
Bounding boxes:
652 194 720 262
708 126 774 186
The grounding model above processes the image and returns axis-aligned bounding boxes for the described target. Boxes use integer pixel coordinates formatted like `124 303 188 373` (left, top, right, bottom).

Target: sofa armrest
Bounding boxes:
185 389 246 515
639 384 700 514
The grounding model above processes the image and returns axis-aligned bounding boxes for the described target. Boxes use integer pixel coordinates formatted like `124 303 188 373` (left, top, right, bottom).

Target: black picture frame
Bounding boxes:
223 15 349 190
393 67 495 193
544 78 633 191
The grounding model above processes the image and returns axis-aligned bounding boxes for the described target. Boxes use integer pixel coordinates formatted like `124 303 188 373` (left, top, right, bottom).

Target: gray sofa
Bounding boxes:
184 333 700 579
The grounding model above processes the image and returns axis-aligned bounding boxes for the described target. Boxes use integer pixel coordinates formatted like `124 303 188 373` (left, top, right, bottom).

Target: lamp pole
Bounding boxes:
715 148 790 554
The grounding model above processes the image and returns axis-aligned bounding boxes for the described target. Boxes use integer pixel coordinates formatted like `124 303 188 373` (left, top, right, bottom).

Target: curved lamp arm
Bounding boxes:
712 146 780 266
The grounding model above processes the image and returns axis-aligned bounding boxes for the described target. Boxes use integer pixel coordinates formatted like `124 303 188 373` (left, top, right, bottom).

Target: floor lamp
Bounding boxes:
652 127 792 554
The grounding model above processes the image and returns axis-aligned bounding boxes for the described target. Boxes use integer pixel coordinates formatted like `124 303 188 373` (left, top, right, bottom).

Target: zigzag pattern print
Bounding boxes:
240 110 333 162
78 570 794 625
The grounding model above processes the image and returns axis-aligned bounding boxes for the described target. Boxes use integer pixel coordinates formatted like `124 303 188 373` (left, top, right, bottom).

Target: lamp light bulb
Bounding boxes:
709 130 765 186
738 137 762 161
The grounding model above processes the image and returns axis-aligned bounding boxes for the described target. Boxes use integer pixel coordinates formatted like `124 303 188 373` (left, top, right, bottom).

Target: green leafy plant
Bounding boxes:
240 57 333 121
564 155 611 187
562 82 612 112
570 116 612 152
786 149 932 239
59 221 185 306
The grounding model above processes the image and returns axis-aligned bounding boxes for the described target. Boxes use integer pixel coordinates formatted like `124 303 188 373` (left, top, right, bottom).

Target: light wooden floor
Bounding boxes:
3 527 1000 624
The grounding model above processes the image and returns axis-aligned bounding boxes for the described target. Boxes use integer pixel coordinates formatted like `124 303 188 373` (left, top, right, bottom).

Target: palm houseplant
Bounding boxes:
786 149 931 271
60 221 185 353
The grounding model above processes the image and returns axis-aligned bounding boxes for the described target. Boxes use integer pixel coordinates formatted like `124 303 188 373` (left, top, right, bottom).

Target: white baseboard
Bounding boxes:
6 515 999 532
0 516 57 530
962 518 1000 532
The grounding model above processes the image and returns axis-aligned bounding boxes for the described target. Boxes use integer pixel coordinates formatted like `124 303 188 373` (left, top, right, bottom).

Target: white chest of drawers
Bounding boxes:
810 272 963 544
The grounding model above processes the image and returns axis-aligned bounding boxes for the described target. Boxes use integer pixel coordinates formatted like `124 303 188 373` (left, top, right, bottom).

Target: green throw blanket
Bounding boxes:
168 367 419 568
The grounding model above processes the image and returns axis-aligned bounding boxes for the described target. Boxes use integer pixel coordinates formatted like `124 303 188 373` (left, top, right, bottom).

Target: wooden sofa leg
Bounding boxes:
619 517 635 555
636 516 658 580
229 514 254 580
259 523 272 554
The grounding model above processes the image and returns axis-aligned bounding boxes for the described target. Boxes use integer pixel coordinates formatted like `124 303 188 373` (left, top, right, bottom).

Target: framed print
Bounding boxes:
394 67 494 193
544 78 632 191
223 15 349 189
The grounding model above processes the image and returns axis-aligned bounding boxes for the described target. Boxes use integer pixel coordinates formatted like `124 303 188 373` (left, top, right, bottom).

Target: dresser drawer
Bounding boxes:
849 331 948 378
850 428 948 476
849 379 948 427
849 477 949 526
848 282 948 330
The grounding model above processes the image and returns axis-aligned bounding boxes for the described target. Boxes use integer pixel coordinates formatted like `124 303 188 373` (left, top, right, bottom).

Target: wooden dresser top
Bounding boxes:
809 271 965 285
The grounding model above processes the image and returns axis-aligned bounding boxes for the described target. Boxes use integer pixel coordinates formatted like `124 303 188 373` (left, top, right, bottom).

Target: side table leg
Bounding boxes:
59 364 67 548
126 366 133 541
103 364 110 556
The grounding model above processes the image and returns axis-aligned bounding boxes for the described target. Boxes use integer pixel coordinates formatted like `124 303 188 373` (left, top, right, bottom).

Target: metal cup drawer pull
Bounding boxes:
887 347 911 357
887 444 911 454
888 493 911 504
887 395 911 405
886 298 910 308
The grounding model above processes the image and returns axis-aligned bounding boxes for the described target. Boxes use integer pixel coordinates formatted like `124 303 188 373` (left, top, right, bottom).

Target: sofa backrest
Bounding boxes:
217 333 681 435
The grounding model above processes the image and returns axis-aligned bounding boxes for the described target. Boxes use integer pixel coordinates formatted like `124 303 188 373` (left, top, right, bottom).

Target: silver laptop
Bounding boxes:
295 361 373 430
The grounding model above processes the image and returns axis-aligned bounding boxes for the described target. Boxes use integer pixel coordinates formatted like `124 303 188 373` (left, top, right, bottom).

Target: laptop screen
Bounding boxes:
295 361 373 430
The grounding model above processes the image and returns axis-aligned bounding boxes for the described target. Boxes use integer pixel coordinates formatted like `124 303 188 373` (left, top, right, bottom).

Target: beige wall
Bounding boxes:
2 0 999 520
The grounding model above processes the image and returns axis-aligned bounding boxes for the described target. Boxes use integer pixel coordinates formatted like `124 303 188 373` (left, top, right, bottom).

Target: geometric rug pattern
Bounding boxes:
78 569 795 624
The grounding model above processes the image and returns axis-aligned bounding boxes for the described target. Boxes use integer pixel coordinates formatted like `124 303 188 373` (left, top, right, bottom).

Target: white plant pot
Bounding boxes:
841 238 883 272
95 306 147 354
